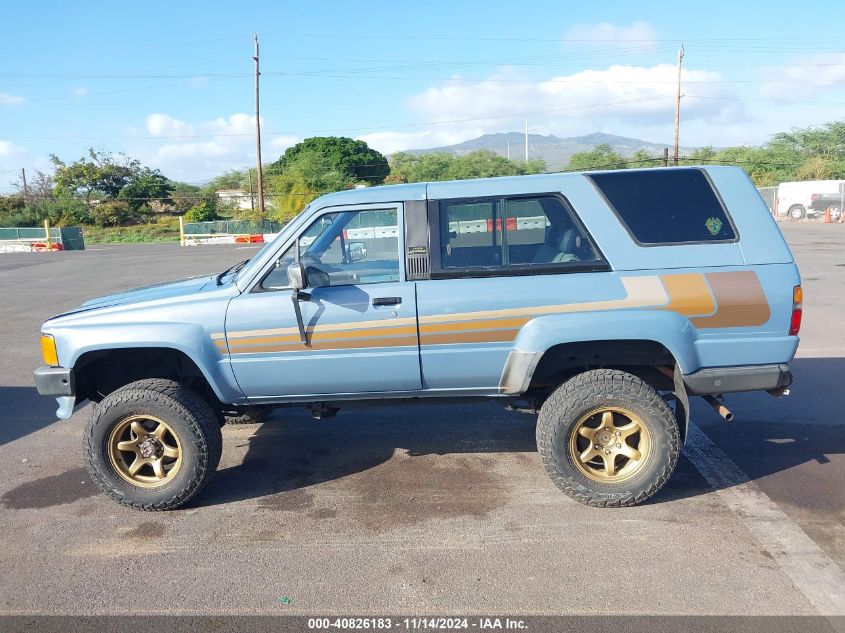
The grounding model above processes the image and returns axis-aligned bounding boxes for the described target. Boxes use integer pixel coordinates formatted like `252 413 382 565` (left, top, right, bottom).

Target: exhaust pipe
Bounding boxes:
703 395 734 422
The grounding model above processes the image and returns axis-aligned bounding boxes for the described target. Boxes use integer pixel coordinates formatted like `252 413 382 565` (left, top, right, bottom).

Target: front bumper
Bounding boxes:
683 363 792 395
34 366 75 397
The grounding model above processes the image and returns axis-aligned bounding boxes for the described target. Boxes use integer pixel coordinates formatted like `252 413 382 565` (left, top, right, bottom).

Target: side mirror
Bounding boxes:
287 261 307 290
346 241 367 262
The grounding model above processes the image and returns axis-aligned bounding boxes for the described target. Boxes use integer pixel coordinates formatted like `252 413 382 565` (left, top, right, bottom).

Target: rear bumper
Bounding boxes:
34 366 75 397
683 363 792 395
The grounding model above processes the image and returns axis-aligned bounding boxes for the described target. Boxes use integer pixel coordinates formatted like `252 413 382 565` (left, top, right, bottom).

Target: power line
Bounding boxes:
262 32 845 43
685 93 845 106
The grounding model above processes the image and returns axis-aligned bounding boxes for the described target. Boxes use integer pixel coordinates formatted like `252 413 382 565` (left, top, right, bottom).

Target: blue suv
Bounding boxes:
35 167 801 510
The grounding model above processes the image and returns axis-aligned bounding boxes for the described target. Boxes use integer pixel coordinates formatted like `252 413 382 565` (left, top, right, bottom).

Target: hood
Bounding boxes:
77 275 215 311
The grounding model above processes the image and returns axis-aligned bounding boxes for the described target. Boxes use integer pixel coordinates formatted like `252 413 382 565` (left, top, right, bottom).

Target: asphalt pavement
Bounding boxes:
0 225 843 616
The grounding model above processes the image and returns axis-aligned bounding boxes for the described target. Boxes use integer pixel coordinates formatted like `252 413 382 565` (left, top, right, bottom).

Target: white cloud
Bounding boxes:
146 113 195 138
759 53 845 98
363 64 743 154
72 88 88 97
0 140 30 190
0 92 25 106
562 21 658 51
357 128 487 155
135 113 293 181
269 135 300 151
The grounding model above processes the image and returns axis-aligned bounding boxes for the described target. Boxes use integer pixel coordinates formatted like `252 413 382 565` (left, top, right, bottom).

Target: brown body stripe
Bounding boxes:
421 329 520 346
228 324 418 347
419 316 531 334
229 335 419 354
690 271 771 328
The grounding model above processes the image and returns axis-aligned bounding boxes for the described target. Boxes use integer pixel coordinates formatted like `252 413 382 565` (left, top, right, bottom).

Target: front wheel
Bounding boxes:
536 369 680 508
789 205 806 220
83 379 223 511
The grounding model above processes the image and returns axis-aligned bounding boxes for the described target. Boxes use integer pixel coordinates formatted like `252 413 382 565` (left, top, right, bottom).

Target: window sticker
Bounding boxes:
705 217 723 236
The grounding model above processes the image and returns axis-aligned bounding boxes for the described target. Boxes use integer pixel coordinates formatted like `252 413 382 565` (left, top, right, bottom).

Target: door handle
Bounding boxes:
372 296 402 307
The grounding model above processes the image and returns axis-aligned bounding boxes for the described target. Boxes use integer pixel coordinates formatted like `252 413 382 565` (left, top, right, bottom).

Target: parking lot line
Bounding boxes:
685 421 845 616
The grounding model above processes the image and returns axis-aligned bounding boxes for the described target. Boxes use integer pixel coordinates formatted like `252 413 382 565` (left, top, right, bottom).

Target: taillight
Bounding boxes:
789 285 802 336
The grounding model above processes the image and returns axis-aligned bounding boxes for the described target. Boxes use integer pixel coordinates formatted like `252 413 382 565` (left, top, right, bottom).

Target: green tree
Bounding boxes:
89 200 132 227
628 149 659 168
267 149 355 221
167 181 204 213
118 167 172 212
388 150 545 183
50 149 171 213
686 146 717 164
276 137 390 185
565 144 627 171
184 199 222 223
200 170 245 196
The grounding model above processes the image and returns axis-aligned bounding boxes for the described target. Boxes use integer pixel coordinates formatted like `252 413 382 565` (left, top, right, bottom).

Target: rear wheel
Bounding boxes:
83 379 222 511
536 369 680 507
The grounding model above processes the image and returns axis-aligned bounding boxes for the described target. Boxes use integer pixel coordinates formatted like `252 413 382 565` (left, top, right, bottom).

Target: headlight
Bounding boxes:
41 334 59 366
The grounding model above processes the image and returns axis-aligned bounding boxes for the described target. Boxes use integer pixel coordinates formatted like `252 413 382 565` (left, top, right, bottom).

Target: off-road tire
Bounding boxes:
224 405 273 425
83 378 223 511
536 369 680 508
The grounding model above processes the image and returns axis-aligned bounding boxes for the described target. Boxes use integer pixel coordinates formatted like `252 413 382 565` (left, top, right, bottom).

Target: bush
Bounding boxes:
184 199 221 223
89 200 132 227
0 195 91 227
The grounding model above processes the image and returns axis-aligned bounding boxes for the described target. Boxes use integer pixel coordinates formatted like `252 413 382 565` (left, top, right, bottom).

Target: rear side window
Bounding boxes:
435 194 605 276
589 169 736 245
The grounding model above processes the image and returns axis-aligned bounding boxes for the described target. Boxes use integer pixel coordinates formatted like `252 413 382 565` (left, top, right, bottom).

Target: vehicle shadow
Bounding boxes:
0 386 61 445
197 357 845 511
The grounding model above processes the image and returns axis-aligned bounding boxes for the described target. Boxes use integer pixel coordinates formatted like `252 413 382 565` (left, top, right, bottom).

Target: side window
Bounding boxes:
589 169 737 244
438 195 601 272
260 208 400 290
441 200 502 268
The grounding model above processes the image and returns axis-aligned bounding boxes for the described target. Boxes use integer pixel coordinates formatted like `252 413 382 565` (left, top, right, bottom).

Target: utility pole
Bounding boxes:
247 169 255 212
253 34 265 215
524 119 528 162
663 147 669 167
507 141 510 161
20 168 28 198
673 44 684 166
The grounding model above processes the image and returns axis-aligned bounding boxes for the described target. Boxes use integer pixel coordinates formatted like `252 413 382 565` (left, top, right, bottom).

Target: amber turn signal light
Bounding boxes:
41 334 59 366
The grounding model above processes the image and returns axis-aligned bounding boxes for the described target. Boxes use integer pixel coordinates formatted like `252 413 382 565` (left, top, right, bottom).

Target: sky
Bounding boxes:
1 0 844 190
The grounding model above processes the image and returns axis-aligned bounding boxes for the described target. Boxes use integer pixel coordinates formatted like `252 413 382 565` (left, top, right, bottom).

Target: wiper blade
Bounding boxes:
215 259 249 285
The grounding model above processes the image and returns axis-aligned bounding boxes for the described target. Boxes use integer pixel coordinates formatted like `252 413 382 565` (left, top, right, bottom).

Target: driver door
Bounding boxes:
223 204 422 398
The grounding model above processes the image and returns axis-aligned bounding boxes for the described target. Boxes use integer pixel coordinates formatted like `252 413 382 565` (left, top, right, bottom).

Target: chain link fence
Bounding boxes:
182 219 284 236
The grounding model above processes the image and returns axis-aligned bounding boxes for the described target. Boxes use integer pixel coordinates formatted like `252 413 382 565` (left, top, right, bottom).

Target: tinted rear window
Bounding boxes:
589 169 736 244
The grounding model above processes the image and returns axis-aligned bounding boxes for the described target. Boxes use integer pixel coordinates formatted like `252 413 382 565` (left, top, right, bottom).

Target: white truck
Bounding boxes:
776 180 845 220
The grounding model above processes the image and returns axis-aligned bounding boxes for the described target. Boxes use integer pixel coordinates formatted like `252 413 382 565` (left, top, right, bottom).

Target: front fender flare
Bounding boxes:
58 322 242 404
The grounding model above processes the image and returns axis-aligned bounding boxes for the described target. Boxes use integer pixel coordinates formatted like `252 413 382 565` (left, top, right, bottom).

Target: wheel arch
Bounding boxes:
73 345 234 405
501 309 699 392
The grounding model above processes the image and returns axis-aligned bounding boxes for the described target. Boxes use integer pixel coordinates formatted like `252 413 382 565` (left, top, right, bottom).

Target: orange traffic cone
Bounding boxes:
825 206 832 223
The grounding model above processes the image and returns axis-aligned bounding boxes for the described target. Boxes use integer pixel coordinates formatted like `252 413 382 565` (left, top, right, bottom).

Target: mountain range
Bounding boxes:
403 132 699 170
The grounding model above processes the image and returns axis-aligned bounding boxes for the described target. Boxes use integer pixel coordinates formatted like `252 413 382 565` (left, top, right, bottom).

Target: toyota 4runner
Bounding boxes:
34 166 801 510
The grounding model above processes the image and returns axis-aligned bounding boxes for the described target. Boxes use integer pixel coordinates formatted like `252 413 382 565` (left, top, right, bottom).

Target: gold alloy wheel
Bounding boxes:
107 415 182 488
568 407 651 483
